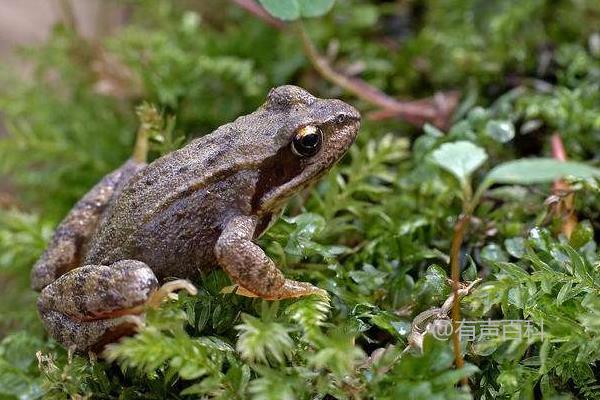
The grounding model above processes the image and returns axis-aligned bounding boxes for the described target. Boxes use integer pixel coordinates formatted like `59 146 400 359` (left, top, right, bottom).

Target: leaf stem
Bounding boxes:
551 133 577 238
450 213 470 386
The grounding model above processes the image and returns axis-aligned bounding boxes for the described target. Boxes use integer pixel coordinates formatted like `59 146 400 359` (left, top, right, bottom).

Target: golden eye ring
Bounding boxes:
291 125 323 157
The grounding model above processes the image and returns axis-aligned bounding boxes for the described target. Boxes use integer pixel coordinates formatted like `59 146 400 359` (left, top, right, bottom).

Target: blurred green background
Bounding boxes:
1 0 600 398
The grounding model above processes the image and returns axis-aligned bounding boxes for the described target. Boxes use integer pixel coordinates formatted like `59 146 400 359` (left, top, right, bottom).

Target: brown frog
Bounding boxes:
31 85 361 352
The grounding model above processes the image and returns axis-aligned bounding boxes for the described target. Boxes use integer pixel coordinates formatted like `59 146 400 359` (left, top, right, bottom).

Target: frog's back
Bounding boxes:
84 122 260 279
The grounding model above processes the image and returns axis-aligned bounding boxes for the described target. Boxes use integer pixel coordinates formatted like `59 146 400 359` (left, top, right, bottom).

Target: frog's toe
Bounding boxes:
264 279 328 300
146 279 198 307
220 284 259 297
223 280 328 300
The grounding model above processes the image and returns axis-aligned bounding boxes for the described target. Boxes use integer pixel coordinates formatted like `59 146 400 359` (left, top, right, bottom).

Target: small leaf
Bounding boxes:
561 245 595 286
368 312 411 339
481 243 508 263
485 120 515 143
298 0 335 17
430 141 488 185
462 256 478 281
236 314 293 365
259 0 335 21
556 281 573 305
505 237 526 258
423 123 444 137
258 0 300 21
483 158 600 187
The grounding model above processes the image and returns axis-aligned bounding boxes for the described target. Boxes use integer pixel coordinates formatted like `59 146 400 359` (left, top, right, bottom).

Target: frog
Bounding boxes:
31 85 361 352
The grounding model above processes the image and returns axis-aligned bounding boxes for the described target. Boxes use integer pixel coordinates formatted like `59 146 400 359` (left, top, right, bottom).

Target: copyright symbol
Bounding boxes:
430 319 453 340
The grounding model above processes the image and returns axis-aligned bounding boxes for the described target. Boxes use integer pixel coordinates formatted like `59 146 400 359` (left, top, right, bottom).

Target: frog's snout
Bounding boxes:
336 99 362 123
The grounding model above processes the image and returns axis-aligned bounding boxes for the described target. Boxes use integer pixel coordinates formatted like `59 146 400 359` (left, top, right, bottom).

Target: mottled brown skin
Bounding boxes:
32 85 361 352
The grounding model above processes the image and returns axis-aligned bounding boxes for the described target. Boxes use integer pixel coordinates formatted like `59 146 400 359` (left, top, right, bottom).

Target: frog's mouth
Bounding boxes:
253 118 360 214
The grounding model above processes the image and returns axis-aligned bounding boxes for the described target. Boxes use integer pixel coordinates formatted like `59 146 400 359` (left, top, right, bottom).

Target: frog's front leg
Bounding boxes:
37 260 194 352
215 215 326 300
31 160 145 291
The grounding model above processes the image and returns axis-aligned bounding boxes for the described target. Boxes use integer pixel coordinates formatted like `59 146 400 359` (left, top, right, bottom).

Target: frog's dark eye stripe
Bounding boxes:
291 125 323 157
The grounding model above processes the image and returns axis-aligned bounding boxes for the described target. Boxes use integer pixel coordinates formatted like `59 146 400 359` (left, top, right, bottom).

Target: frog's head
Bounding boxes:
250 85 361 214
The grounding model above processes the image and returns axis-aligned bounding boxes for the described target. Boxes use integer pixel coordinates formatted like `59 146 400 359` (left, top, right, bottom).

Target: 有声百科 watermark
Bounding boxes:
430 319 544 342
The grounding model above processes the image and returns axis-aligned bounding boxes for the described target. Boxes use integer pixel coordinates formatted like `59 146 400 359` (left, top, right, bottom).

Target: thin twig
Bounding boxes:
232 0 459 129
450 213 470 386
367 91 460 130
298 23 458 128
298 23 403 110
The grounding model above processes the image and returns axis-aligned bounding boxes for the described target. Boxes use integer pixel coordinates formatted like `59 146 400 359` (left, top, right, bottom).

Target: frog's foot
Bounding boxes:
37 260 161 353
261 279 328 300
222 280 327 300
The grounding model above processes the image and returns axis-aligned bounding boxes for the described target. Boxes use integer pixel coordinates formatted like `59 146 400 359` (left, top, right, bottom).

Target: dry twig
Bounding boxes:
232 0 460 129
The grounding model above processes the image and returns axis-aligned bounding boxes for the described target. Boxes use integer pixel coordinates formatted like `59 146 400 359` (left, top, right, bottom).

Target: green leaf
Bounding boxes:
505 237 526 258
462 256 478 281
486 120 515 143
481 243 508 263
236 313 294 365
423 123 445 138
259 0 335 21
286 296 330 343
483 158 600 187
281 213 348 258
556 281 573 305
431 141 488 185
299 0 335 17
258 0 300 20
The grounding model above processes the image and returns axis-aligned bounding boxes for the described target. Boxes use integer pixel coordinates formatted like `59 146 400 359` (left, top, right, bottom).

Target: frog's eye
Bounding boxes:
292 125 323 157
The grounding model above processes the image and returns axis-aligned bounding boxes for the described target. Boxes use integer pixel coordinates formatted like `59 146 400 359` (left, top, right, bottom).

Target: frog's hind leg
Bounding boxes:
37 260 156 352
31 160 146 291
40 309 145 354
37 260 195 353
31 119 153 292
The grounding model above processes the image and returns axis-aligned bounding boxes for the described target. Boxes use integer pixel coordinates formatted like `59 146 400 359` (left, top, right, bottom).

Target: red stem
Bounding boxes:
550 133 577 237
233 0 459 129
450 214 470 386
551 133 567 161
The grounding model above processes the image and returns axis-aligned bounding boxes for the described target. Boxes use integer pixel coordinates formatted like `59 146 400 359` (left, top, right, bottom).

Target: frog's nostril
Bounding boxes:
336 100 361 122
